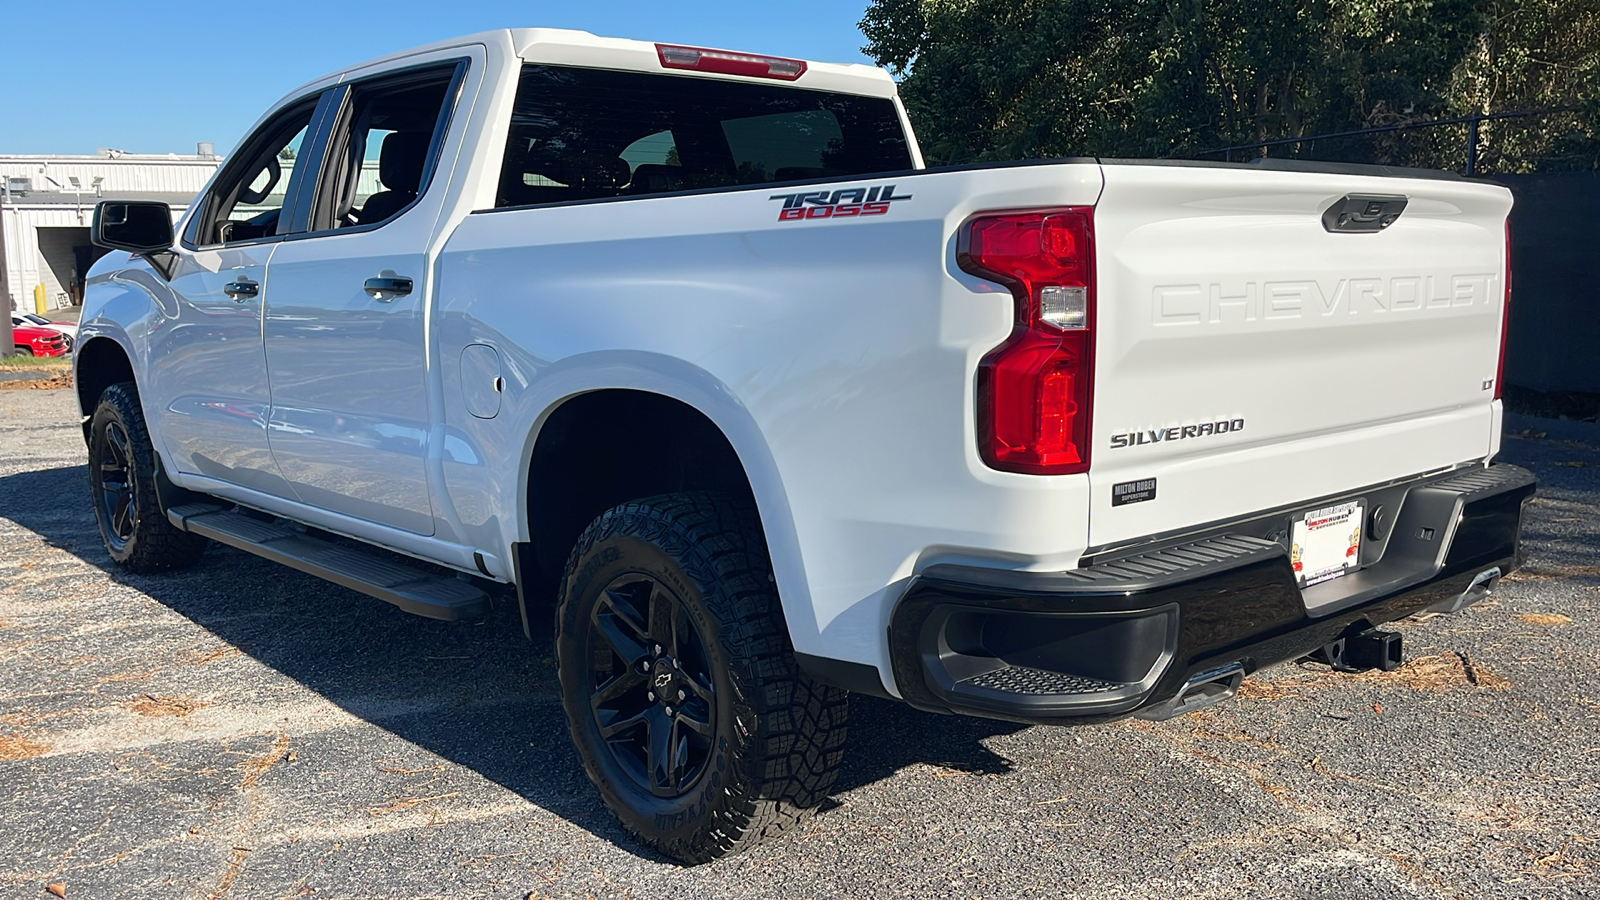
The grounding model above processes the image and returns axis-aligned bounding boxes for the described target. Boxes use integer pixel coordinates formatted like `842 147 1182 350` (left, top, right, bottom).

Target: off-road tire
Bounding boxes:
556 491 848 863
88 382 207 573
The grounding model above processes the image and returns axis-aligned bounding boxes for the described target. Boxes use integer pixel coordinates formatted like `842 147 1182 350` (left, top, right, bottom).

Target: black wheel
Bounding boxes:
12 346 32 357
88 382 207 573
556 492 848 863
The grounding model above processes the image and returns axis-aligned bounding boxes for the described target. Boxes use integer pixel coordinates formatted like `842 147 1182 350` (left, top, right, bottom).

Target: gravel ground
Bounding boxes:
1 388 1596 900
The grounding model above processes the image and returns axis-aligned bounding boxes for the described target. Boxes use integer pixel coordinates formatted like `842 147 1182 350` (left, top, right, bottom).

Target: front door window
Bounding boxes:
188 99 318 246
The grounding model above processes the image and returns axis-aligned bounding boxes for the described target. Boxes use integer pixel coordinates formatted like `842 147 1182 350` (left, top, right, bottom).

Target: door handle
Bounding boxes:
223 279 259 301
363 275 413 301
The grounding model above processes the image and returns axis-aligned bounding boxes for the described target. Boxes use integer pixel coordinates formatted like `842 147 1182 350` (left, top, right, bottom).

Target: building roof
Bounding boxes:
0 190 198 209
0 152 220 164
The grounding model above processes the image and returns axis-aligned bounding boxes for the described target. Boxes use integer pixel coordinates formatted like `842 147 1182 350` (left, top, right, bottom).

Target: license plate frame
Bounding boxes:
1290 500 1364 587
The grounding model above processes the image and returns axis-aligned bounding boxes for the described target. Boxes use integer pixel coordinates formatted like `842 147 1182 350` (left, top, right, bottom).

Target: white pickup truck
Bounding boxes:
78 29 1534 862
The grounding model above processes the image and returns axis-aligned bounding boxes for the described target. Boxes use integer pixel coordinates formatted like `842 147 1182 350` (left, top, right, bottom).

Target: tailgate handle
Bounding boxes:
1322 193 1408 234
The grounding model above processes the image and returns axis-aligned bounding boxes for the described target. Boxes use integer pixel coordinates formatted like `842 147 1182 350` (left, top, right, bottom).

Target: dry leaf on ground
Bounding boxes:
0 733 49 760
0 372 72 390
1518 613 1573 626
1357 653 1512 691
123 694 205 718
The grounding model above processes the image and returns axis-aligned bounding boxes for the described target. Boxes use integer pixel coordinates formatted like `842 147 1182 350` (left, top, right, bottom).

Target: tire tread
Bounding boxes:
91 382 207 573
557 491 848 863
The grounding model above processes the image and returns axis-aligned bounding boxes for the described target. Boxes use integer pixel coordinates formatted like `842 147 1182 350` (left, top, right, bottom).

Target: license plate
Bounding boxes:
1291 501 1363 587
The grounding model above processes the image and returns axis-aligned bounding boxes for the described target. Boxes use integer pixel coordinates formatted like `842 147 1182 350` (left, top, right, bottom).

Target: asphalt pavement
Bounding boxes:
1 387 1596 899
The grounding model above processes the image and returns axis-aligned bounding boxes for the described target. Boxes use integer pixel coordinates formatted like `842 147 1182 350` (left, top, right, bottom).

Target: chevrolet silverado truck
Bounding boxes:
78 28 1534 862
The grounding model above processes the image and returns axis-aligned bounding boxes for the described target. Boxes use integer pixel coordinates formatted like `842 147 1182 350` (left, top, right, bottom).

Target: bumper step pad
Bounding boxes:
964 667 1120 696
167 504 488 621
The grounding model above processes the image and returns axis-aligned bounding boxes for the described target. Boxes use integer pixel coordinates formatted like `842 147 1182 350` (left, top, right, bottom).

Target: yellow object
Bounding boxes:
33 283 45 315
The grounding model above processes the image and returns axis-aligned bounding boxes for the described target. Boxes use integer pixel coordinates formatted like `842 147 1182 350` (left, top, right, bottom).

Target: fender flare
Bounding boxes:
510 350 819 651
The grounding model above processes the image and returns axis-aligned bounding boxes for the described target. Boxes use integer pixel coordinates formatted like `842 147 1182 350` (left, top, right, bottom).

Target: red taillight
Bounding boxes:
958 208 1096 475
1496 220 1511 401
655 44 807 81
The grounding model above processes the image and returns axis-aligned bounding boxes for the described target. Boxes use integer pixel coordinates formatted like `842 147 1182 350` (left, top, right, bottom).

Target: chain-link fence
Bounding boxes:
1193 106 1600 176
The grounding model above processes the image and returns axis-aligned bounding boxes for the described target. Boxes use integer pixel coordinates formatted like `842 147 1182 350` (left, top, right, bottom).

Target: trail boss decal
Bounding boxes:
1110 418 1245 449
769 185 912 222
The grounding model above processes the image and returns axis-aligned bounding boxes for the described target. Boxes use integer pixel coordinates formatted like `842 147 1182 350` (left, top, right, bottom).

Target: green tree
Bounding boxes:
862 0 1598 170
1452 0 1600 171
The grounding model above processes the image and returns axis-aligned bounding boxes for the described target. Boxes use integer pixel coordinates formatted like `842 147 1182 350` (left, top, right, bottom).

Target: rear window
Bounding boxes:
495 65 913 208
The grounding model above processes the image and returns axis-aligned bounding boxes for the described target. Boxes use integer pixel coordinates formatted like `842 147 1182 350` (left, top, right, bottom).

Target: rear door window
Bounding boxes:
495 65 912 208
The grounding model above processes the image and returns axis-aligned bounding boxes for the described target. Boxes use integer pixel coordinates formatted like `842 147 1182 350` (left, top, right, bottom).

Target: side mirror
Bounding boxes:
92 200 175 253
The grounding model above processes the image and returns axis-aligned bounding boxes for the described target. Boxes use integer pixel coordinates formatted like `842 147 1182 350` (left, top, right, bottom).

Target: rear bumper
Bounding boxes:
887 463 1536 726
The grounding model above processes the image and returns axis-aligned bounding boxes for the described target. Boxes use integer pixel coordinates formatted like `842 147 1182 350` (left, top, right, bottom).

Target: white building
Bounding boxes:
1 148 222 313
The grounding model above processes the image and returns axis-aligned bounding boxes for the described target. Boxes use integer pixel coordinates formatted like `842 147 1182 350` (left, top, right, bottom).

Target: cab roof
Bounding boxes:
310 28 899 100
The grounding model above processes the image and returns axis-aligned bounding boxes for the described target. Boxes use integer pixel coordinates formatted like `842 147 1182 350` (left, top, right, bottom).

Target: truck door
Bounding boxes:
148 95 327 496
260 58 471 535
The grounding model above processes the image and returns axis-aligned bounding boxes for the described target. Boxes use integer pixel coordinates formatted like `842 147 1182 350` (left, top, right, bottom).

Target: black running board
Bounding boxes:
167 504 488 621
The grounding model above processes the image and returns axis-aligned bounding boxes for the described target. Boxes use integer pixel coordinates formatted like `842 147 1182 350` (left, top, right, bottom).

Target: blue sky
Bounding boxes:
4 1 880 156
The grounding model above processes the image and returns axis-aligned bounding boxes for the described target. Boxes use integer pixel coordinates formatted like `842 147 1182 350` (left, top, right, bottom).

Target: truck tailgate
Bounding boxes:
1088 163 1511 550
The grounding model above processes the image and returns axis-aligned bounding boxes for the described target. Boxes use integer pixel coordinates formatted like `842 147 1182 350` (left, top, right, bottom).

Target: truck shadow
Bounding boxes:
0 464 1022 861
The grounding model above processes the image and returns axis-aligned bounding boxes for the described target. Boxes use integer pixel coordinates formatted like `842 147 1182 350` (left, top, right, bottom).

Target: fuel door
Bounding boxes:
460 343 503 419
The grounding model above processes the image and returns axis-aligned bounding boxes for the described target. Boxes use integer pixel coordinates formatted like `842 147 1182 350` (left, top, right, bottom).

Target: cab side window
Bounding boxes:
313 65 460 232
189 100 318 246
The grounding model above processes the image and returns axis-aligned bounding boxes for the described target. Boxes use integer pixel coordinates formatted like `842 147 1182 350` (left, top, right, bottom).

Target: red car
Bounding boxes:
10 321 69 357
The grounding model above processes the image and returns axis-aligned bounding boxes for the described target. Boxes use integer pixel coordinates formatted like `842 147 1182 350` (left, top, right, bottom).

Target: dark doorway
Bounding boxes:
71 242 114 305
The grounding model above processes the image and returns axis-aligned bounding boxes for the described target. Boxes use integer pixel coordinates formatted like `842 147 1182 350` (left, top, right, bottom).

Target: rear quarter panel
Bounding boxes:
436 164 1103 678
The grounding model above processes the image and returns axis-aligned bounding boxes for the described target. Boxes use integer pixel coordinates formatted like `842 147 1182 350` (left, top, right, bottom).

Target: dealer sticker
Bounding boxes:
1111 478 1158 507
1291 501 1363 587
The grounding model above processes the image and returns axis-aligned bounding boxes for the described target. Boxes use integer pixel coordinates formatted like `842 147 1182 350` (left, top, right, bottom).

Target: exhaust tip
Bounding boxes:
1136 662 1245 721
1424 566 1503 616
